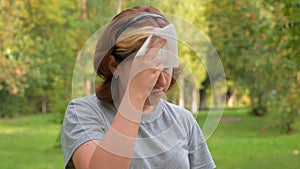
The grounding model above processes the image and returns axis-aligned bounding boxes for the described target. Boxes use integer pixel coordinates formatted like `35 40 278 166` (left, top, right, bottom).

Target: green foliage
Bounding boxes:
205 0 299 132
0 89 37 117
0 0 116 116
1 0 78 115
205 0 272 112
262 0 300 132
1 0 31 95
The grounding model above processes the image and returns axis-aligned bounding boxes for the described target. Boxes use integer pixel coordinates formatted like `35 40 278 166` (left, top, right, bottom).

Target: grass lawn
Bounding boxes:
197 108 300 169
0 109 299 169
0 113 63 169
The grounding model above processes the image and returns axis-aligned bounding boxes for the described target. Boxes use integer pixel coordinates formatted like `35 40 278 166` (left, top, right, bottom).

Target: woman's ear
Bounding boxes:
108 55 118 73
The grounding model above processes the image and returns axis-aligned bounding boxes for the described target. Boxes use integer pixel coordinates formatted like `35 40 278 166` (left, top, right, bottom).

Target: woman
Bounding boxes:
61 6 216 169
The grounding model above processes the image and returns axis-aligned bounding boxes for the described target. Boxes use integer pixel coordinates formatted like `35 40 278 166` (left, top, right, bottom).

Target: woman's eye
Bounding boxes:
163 68 172 74
163 68 171 71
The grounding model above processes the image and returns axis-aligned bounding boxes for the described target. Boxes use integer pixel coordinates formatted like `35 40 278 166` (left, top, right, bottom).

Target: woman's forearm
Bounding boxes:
89 93 144 169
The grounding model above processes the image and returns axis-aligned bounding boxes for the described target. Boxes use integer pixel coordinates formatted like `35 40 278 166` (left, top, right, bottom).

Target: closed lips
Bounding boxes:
151 89 164 95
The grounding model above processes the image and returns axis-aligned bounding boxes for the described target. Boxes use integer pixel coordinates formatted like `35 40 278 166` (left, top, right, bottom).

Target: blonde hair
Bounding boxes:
114 26 153 61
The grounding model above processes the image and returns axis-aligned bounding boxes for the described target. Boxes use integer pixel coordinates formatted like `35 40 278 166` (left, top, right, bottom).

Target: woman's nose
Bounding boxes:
156 72 167 86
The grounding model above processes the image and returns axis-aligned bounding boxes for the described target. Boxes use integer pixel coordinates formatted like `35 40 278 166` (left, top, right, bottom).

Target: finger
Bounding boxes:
145 39 167 59
151 54 163 67
147 36 158 49
149 37 166 49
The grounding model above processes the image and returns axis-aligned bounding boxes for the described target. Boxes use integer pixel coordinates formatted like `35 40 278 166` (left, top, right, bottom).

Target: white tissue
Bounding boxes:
135 24 178 68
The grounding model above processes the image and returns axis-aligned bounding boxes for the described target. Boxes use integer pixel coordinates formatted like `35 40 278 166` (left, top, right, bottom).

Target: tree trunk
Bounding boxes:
83 78 92 96
199 75 210 110
297 71 300 88
191 87 198 113
179 78 185 107
42 95 47 113
250 93 266 116
81 0 87 20
227 89 237 108
117 0 122 13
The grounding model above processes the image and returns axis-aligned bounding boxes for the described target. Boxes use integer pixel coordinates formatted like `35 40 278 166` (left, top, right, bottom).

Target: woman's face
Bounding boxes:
145 68 172 106
114 57 173 109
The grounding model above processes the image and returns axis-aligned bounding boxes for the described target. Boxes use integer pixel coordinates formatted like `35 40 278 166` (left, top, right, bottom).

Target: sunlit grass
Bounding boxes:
197 108 300 169
0 110 299 169
0 114 63 169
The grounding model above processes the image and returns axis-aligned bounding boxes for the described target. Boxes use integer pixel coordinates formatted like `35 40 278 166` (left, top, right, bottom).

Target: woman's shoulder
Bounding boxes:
68 94 111 110
66 94 116 117
65 94 106 117
69 94 99 104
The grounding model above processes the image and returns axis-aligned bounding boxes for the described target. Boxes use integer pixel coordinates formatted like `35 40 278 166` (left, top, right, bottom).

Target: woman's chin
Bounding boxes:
145 94 163 106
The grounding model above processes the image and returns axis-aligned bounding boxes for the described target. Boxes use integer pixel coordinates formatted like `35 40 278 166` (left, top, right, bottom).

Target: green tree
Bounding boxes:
263 0 300 132
205 0 299 132
205 0 277 114
1 0 37 116
1 0 81 116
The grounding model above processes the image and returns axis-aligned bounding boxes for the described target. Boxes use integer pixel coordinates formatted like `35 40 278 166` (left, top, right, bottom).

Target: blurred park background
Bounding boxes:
1 0 299 168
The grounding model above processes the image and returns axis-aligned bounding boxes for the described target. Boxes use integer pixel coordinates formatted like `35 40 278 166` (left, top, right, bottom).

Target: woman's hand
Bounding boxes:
117 36 167 111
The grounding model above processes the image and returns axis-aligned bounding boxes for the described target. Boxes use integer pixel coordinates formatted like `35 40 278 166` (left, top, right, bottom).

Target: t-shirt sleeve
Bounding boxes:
61 97 108 168
188 123 216 169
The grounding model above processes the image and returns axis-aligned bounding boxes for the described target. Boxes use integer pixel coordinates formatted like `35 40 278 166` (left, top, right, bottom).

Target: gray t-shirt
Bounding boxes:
61 95 216 169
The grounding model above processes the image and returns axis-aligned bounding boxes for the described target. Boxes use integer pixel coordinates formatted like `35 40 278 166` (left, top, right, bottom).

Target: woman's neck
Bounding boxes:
142 104 156 114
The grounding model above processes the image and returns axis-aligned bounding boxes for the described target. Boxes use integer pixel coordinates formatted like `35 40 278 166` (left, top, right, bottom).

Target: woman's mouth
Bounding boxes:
150 89 164 96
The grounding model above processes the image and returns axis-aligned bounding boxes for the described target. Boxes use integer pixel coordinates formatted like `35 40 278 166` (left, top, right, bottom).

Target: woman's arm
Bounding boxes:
72 98 143 169
88 93 144 169
72 37 166 169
